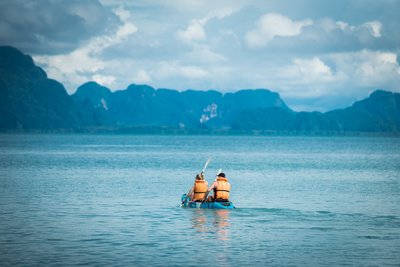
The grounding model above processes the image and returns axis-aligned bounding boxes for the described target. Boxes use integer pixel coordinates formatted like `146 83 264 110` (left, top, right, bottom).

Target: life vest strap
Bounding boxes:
194 191 206 193
216 189 230 192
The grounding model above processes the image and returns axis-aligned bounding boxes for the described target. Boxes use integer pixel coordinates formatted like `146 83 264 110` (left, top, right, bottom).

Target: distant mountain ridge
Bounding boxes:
232 90 400 133
1 45 399 134
72 81 289 129
0 46 91 130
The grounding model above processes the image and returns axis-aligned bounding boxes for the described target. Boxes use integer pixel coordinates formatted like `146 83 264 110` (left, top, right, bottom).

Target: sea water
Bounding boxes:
0 134 399 266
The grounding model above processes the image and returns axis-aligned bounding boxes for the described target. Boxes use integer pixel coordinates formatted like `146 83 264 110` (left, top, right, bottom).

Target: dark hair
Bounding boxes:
218 173 225 177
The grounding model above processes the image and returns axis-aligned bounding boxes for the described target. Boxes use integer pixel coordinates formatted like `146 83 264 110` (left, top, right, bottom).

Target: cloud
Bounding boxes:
332 50 400 87
176 20 207 43
113 5 131 22
269 50 400 104
0 0 118 54
180 66 208 78
262 57 346 100
362 21 382 38
287 57 339 83
116 22 138 39
33 6 137 92
336 20 382 38
133 70 152 84
176 7 237 44
156 61 208 79
92 74 116 87
183 44 226 64
113 6 138 38
5 0 399 112
283 50 400 111
243 17 385 54
246 13 313 47
208 7 237 20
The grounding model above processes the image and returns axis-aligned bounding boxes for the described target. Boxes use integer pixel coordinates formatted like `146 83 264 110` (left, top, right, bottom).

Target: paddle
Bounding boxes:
201 158 212 175
180 158 211 206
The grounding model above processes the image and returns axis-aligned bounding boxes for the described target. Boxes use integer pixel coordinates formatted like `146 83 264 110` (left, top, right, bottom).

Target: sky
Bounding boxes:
1 0 400 111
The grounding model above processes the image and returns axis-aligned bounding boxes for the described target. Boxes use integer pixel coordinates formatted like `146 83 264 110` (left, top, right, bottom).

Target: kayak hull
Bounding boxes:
181 194 235 209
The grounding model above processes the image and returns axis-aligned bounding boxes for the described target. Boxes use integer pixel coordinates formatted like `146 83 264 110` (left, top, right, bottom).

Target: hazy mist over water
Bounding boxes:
1 134 399 266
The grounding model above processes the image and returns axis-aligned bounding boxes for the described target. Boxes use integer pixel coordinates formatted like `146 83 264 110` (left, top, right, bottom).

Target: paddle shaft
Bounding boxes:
201 158 211 174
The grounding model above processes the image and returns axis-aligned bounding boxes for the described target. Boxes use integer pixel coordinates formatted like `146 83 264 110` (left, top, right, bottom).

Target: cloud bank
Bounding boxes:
245 13 313 47
1 0 399 111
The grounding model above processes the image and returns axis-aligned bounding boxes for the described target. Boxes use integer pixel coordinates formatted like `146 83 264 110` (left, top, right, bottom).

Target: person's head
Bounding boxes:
217 172 225 178
195 173 204 180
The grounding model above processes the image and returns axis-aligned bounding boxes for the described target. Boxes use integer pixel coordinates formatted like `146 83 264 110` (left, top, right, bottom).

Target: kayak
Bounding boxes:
181 194 235 209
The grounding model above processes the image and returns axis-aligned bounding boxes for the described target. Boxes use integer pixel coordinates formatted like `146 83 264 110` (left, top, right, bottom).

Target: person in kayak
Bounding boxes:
186 173 208 202
204 172 231 202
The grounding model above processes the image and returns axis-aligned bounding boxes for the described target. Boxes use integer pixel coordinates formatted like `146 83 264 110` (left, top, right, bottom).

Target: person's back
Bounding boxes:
190 173 208 202
214 173 230 202
204 172 231 202
214 174 230 201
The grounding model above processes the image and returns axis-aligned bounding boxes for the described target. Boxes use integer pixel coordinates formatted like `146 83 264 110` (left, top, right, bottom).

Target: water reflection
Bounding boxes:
190 209 231 241
190 209 208 233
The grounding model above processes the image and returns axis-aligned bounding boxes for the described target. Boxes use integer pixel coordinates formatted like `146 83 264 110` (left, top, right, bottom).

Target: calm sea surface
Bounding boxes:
0 134 399 266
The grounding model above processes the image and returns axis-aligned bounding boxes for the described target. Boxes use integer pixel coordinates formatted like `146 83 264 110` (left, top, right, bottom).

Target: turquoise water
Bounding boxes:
1 134 399 266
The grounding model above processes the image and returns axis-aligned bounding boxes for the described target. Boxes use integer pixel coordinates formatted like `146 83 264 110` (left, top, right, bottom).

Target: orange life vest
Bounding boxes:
193 180 208 201
215 177 230 200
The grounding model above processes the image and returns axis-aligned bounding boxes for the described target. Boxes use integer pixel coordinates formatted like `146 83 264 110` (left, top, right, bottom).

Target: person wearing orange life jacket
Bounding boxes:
187 173 209 202
204 172 231 202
